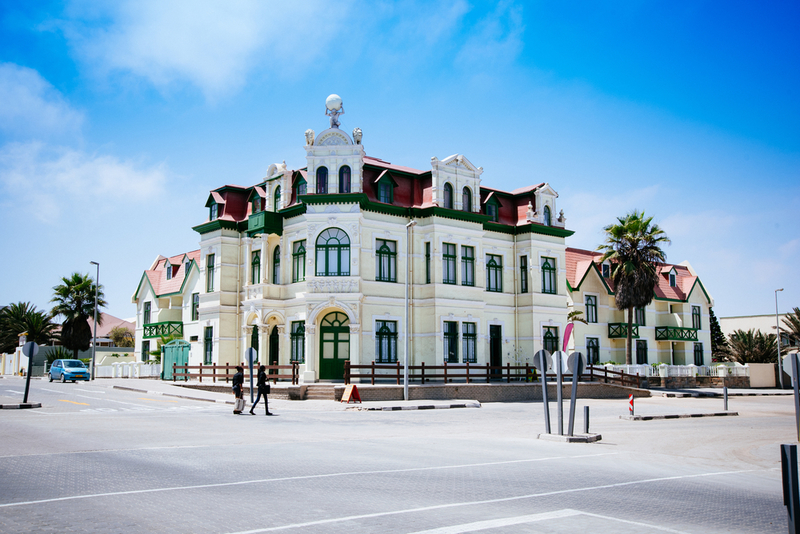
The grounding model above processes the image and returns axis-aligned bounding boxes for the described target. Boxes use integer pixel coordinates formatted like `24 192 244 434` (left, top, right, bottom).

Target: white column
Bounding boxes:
243 238 253 287
260 235 268 284
302 324 316 383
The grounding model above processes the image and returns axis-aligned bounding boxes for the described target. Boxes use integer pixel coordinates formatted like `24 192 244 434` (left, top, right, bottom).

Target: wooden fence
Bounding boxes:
172 362 299 385
344 361 645 388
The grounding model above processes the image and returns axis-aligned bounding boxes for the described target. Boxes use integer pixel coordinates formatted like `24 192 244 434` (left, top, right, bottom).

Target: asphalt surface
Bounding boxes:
0 377 793 533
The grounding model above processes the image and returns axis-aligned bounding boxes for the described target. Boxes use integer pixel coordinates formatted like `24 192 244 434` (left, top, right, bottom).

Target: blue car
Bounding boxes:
49 359 90 382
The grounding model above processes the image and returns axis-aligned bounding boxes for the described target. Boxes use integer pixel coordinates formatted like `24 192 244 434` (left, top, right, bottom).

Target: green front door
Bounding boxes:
319 312 350 380
161 340 190 380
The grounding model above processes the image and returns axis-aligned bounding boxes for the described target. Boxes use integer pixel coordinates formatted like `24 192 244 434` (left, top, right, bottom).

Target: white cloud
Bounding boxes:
60 0 352 99
0 141 166 222
0 63 84 139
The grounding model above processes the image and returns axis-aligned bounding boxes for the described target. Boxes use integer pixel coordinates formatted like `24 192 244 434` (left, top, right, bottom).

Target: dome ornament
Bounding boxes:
325 94 344 129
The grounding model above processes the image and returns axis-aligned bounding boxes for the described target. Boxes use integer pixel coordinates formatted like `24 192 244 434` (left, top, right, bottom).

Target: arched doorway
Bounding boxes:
269 325 279 374
319 312 350 380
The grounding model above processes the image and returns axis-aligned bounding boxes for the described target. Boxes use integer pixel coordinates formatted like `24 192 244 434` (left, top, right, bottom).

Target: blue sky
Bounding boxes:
0 0 798 322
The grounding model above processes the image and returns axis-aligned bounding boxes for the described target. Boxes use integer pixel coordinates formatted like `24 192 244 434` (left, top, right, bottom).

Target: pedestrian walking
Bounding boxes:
250 364 273 415
232 365 245 414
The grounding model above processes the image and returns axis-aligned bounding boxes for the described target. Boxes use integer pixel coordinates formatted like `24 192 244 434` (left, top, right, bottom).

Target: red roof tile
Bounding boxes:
143 250 201 297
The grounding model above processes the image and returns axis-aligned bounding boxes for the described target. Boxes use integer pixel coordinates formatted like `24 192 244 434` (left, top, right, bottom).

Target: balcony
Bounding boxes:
608 323 639 339
143 321 183 339
247 211 282 236
655 326 698 342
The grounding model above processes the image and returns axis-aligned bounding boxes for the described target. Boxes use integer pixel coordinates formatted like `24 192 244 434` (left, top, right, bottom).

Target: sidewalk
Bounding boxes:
654 387 793 397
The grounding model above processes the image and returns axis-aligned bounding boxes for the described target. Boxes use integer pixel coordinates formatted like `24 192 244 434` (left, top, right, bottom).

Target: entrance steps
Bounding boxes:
304 384 337 401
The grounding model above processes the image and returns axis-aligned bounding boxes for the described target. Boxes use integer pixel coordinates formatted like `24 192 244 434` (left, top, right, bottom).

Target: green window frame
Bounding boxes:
693 342 704 366
315 228 350 276
316 166 328 194
203 326 213 364
692 306 701 330
375 320 398 363
292 240 306 283
442 243 456 284
274 186 281 212
519 255 528 293
636 339 648 364
443 183 454 209
377 179 393 203
290 321 305 363
272 246 281 284
339 165 351 194
376 239 397 282
487 254 502 292
296 178 307 197
209 202 218 221
143 301 151 325
141 340 150 362
486 201 498 222
191 293 199 321
206 254 215 292
543 326 559 355
669 271 676 287
444 321 458 363
251 250 261 285
461 246 474 287
541 257 556 294
425 242 431 284
586 295 598 323
635 306 646 326
462 322 476 363
586 337 600 364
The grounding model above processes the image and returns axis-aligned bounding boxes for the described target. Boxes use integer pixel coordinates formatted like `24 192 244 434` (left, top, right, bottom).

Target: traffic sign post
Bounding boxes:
533 350 552 434
22 341 39 404
245 348 257 404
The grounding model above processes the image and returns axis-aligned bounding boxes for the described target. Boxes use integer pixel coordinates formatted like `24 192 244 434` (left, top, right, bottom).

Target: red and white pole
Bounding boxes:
629 394 634 416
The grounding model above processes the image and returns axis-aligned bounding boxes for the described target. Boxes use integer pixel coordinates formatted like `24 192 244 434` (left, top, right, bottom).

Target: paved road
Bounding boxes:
0 377 792 533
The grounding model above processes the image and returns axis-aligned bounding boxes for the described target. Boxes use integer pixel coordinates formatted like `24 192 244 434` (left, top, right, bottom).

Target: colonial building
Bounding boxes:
132 95 713 379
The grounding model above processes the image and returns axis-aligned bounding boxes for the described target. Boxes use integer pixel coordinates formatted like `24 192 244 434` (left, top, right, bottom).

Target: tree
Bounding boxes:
781 307 800 351
598 210 670 364
0 302 57 353
727 329 777 364
109 326 134 348
51 273 107 358
709 308 730 361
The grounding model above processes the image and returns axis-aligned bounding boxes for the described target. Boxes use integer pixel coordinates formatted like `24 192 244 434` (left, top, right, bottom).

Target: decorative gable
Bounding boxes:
430 154 483 210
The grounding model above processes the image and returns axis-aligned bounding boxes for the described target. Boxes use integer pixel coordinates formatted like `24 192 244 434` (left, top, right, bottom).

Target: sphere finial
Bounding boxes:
325 94 344 128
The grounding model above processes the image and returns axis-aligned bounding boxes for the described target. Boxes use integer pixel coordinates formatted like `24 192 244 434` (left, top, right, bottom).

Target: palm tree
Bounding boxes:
51 273 107 358
782 307 800 351
598 210 670 364
0 302 57 353
727 329 777 364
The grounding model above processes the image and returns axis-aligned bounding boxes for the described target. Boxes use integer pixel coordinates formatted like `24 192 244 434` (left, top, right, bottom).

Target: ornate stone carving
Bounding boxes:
317 131 350 146
353 127 362 144
349 324 360 334
328 216 337 226
307 278 360 293
305 129 315 146
526 202 535 222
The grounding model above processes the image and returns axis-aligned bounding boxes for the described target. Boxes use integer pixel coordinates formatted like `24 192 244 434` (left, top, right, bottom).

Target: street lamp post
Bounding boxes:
777 288 785 389
90 261 99 381
404 220 417 401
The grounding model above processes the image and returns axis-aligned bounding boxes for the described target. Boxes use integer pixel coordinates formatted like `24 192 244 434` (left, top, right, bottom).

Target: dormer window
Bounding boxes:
602 263 610 278
543 205 551 226
669 269 676 287
443 183 453 209
274 186 281 211
252 197 262 214
209 202 218 220
165 261 172 280
378 180 392 203
296 177 307 197
462 187 472 212
185 261 191 274
486 203 498 222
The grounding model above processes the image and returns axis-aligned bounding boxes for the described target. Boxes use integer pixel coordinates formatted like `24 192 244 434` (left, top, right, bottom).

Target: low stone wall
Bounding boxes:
334 382 650 402
175 383 304 400
648 376 750 389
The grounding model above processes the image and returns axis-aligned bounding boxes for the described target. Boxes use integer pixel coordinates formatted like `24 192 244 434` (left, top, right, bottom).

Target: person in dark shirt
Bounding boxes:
232 366 244 414
250 365 273 415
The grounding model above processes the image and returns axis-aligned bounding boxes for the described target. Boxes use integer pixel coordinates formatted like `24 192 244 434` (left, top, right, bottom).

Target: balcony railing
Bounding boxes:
608 323 639 339
655 326 698 341
143 321 183 339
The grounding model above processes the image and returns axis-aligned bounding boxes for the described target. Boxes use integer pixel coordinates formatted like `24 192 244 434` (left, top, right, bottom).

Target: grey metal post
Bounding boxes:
567 353 584 436
781 444 800 533
404 220 416 401
777 288 785 389
583 406 589 434
90 261 99 381
793 353 800 443
556 352 563 435
538 352 551 434
723 386 728 411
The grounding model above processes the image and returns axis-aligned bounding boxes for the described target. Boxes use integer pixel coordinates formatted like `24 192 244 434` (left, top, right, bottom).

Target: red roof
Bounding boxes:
87 313 136 338
565 247 700 302
143 250 201 297
363 156 428 175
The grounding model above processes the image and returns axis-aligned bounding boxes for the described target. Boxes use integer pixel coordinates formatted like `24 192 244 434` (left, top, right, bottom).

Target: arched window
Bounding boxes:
543 205 551 226
251 251 260 285
316 166 328 194
272 246 281 285
339 165 351 193
274 186 281 212
315 228 350 276
443 183 453 209
462 187 472 212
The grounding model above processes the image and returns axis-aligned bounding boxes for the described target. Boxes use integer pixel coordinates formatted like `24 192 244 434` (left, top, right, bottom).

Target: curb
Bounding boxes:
538 433 602 443
0 403 42 409
349 401 481 411
662 391 792 398
113 385 233 405
621 412 739 421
